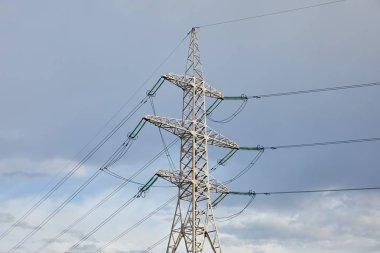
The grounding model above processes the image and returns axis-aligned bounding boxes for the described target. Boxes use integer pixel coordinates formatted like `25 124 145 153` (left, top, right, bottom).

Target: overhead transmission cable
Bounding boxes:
66 195 137 252
102 167 175 188
8 171 104 253
218 137 380 186
31 30 189 252
65 139 179 252
214 187 380 221
101 168 146 186
223 138 380 184
149 97 176 169
0 31 188 243
36 139 178 252
239 137 380 151
66 176 160 252
0 92 141 243
208 98 248 123
76 138 379 249
101 136 380 203
142 234 170 253
104 136 380 190
252 186 380 195
87 152 246 252
93 195 177 253
211 138 380 219
7 126 142 253
198 0 349 28
106 147 240 188
67 188 171 253
207 81 380 122
223 150 264 185
215 195 256 222
244 81 380 99
262 137 380 150
214 137 380 186
0 101 142 243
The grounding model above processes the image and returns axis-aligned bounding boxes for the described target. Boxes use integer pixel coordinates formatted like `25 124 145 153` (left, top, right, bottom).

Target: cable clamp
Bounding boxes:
257 145 265 151
141 97 149 104
146 90 157 97
249 190 256 196
128 132 138 141
217 159 225 166
136 187 147 198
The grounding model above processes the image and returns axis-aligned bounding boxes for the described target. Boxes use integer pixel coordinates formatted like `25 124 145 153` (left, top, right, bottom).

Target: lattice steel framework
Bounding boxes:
144 27 238 253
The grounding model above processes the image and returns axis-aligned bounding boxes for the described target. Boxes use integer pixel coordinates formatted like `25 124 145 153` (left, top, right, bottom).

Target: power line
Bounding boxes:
264 137 380 150
216 187 380 221
8 170 102 253
142 234 170 253
216 195 256 222
101 168 147 186
66 195 137 252
223 150 264 185
219 137 379 190
149 97 176 169
9 14 377 252
0 31 188 243
208 99 247 123
102 168 175 188
198 0 349 28
216 137 379 190
37 139 178 251
227 186 380 196
93 196 177 253
105 146 239 188
254 187 380 195
244 81 380 99
207 81 380 122
64 139 178 252
7 137 136 253
0 97 143 242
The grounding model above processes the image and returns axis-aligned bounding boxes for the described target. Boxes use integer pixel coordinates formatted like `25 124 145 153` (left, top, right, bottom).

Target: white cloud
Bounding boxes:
0 187 379 253
0 157 88 179
216 192 380 253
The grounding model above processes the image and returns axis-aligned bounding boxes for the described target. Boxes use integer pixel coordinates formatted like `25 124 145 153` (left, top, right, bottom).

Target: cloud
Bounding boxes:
2 171 48 179
217 192 380 253
0 157 88 179
14 221 40 230
73 243 98 252
0 182 379 253
0 212 14 224
0 0 379 253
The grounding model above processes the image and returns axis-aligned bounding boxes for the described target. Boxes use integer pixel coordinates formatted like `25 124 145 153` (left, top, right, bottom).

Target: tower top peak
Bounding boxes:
185 27 203 80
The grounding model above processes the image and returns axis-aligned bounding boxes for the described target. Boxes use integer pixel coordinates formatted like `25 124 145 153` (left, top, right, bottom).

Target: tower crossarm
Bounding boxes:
144 115 239 149
209 178 229 193
156 169 186 185
156 169 229 194
163 73 224 99
206 127 239 149
143 115 192 138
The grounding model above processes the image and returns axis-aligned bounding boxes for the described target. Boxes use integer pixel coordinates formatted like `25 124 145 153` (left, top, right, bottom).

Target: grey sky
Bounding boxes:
1 0 380 252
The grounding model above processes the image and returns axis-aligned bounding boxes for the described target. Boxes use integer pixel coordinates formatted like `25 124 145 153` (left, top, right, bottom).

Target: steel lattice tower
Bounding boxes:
144 27 238 253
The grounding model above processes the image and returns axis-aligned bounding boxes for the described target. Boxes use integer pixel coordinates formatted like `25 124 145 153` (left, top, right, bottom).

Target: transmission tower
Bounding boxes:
144 27 238 253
